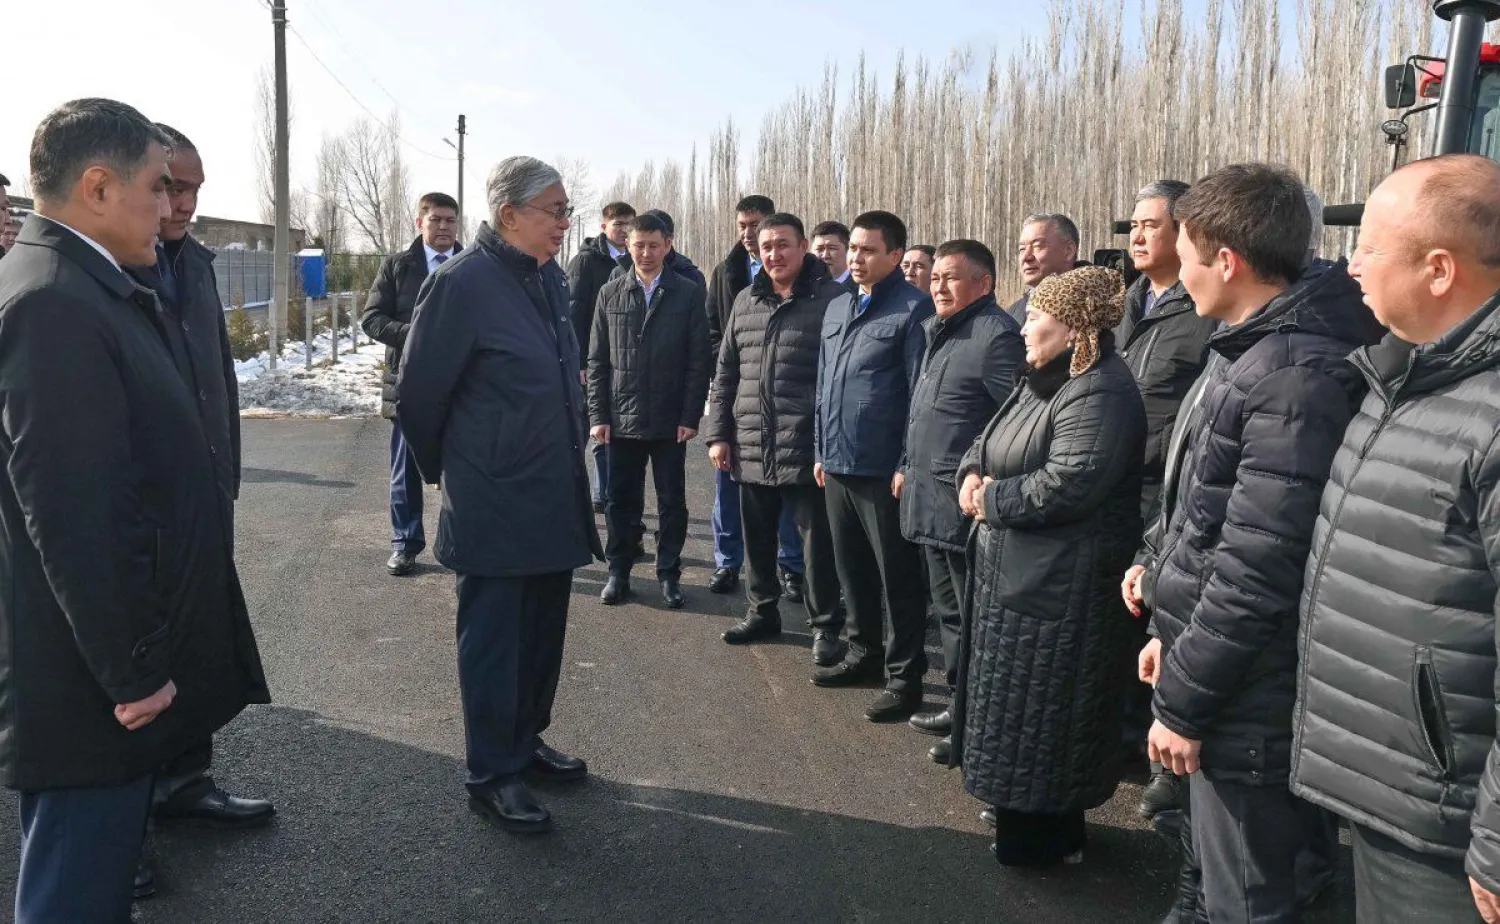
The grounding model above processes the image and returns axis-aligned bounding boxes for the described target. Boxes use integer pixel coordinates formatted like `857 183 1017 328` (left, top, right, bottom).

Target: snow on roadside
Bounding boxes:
237 330 384 419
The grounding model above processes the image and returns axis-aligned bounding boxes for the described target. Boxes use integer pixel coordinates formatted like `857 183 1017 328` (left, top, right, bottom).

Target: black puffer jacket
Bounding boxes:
1116 277 1217 524
951 346 1146 812
703 254 837 486
1150 262 1384 785
565 234 622 366
899 295 1024 550
362 237 459 419
587 267 710 440
1292 288 1500 884
706 242 755 357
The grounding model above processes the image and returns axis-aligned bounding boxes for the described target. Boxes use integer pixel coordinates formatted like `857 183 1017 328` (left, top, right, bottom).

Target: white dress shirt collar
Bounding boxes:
423 242 455 273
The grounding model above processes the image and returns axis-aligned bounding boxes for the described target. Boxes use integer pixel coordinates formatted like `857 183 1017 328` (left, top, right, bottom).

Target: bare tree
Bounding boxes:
312 133 346 254
253 66 277 225
381 113 413 253
331 115 411 253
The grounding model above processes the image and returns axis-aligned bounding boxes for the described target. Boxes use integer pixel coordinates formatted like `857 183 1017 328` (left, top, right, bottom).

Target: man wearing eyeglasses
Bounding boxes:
362 192 463 577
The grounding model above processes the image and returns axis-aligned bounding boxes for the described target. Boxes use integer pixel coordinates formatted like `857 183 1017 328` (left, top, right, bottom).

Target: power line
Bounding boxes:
282 19 454 161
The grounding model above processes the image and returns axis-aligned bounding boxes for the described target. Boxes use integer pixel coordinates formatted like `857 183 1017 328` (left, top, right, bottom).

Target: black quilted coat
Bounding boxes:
1292 288 1500 885
703 254 838 486
1150 262 1384 785
951 344 1146 813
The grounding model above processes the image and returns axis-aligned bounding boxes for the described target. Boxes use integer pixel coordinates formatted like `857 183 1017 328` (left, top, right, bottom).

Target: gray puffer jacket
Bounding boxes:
1292 287 1500 888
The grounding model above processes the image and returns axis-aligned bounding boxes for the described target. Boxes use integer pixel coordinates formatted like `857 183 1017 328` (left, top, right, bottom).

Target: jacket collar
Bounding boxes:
1209 259 1382 362
1354 286 1500 402
406 234 463 264
751 253 828 302
855 267 905 310
1127 275 1193 322
1024 349 1074 399
19 215 137 301
476 222 545 273
933 294 997 335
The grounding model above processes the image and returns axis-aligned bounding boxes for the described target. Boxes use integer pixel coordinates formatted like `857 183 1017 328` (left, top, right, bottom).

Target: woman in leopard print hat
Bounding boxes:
1025 265 1128 377
950 263 1146 869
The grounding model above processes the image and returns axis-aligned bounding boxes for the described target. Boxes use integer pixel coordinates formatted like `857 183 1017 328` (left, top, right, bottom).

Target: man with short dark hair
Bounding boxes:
901 244 935 294
1009 213 1080 326
0 97 269 924
362 191 462 577
1140 163 1384 922
704 195 804 600
588 213 710 609
813 210 934 722
1293 155 1500 924
610 209 706 290
706 213 843 664
812 220 853 291
900 239 1023 757
568 201 635 512
124 125 275 891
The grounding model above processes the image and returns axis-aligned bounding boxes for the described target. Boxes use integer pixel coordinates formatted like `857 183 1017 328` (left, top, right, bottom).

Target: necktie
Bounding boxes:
858 294 871 315
434 253 449 266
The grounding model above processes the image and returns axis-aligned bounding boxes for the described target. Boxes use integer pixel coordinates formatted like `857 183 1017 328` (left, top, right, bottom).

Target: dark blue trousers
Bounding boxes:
455 571 573 788
17 774 153 924
389 416 425 554
712 468 804 572
590 441 609 506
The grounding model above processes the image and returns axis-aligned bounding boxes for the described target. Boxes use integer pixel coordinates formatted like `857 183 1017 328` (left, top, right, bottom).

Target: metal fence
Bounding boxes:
210 249 387 310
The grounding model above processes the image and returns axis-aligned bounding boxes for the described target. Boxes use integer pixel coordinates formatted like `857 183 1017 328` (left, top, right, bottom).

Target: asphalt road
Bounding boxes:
0 420 1356 923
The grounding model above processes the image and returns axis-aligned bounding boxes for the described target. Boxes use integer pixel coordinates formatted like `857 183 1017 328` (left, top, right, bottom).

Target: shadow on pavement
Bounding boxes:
242 467 358 489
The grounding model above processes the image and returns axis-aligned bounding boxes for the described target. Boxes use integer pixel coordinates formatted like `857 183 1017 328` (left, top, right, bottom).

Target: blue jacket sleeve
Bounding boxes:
395 271 474 482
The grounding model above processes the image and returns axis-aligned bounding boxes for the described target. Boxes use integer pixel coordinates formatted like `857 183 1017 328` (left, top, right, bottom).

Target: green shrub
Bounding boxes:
226 307 265 362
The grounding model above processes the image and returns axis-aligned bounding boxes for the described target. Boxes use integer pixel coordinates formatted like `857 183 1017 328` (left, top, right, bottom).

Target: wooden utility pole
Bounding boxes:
270 0 290 371
456 115 466 233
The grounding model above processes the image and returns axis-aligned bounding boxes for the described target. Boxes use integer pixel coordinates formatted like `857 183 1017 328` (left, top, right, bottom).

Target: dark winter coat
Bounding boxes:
1149 262 1384 785
397 223 602 577
1116 277 1217 524
1003 291 1030 328
363 237 460 419
951 346 1146 813
815 271 933 477
565 234 622 366
587 268 711 440
703 254 838 486
899 295 1025 551
1291 287 1500 883
128 234 241 502
706 242 755 358
0 217 269 791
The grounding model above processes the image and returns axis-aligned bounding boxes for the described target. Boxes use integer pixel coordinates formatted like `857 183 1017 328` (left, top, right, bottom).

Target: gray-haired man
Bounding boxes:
1007 213 1081 326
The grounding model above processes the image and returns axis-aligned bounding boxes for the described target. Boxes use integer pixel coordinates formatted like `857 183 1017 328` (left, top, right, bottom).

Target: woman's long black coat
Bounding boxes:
952 347 1146 813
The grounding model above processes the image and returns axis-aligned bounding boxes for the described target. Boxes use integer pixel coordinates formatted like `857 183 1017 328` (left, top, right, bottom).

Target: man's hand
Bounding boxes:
1122 564 1147 617
709 441 732 472
677 426 697 443
115 680 177 731
970 476 995 522
892 471 905 499
590 424 611 445
959 473 983 518
814 462 826 489
579 370 587 386
1472 878 1500 923
1148 719 1201 776
1138 638 1162 686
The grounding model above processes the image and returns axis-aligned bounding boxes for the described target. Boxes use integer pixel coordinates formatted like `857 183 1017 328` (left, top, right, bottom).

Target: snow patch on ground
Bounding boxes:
237 330 384 418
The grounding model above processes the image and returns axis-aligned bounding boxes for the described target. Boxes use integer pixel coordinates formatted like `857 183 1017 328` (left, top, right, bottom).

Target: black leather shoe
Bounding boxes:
866 688 922 723
386 550 416 576
601 573 630 605
1138 769 1182 818
811 631 844 667
723 613 781 644
909 709 952 737
780 569 804 603
811 657 884 688
133 859 156 901
468 780 552 833
929 736 952 764
528 743 588 782
709 567 740 594
981 807 997 826
155 785 276 828
661 579 685 610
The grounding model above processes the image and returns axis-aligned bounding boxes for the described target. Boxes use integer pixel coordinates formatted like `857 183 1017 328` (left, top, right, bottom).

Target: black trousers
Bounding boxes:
825 474 928 691
455 571 572 787
1351 824 1484 923
740 482 841 632
605 437 687 579
17 774 153 924
922 544 965 692
153 736 215 807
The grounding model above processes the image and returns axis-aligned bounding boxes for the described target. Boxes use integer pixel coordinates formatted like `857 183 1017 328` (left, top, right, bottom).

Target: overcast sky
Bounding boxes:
5 0 1219 228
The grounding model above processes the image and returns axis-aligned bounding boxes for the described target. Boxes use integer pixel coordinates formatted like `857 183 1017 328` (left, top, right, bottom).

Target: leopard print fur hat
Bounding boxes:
1029 266 1127 377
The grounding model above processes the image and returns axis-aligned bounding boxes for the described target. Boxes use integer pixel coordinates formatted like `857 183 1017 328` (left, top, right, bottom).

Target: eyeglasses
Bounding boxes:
521 203 575 222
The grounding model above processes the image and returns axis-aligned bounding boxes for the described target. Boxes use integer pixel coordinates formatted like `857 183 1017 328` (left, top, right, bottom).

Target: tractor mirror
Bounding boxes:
1386 63 1418 109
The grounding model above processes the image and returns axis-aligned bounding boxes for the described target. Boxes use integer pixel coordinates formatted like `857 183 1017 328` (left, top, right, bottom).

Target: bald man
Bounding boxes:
1291 155 1500 924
